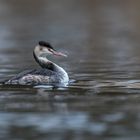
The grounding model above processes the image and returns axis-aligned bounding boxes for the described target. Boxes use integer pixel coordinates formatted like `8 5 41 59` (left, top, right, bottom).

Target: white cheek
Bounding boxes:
34 46 52 57
34 45 41 55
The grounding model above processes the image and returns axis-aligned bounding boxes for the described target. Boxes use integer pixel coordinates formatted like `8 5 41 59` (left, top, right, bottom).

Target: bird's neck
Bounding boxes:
33 52 61 72
39 57 57 70
33 52 54 70
33 52 69 83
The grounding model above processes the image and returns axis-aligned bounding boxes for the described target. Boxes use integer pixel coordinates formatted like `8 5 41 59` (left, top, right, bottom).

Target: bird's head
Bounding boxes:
34 41 67 58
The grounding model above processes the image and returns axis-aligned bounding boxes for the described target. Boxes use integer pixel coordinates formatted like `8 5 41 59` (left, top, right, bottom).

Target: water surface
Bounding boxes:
0 0 140 140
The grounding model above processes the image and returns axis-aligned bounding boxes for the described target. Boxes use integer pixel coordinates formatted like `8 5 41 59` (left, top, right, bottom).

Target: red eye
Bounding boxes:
48 48 52 52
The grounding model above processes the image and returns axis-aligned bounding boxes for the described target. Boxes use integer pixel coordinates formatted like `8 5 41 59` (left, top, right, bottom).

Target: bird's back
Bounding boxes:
4 69 57 85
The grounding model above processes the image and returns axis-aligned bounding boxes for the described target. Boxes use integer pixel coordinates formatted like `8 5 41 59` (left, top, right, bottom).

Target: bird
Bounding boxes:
4 41 69 86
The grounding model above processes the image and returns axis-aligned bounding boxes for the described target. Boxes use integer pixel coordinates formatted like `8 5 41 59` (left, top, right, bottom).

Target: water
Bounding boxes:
0 0 140 139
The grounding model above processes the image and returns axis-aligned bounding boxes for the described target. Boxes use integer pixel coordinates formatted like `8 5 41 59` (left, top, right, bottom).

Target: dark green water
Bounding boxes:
0 0 140 139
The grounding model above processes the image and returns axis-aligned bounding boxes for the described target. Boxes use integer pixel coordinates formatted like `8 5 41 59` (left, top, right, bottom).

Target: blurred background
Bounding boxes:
0 0 140 140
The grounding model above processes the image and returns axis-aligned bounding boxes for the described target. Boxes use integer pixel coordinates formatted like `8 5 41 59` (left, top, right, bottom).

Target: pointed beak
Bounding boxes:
52 50 67 57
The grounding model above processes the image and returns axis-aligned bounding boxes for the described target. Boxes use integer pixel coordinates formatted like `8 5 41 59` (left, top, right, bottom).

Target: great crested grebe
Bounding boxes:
4 41 69 85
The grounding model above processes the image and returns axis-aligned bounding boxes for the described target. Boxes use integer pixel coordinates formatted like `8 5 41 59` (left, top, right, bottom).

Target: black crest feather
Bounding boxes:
38 41 54 50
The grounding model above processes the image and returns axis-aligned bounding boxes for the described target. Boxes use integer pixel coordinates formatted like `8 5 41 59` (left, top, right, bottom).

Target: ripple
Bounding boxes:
0 112 107 135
